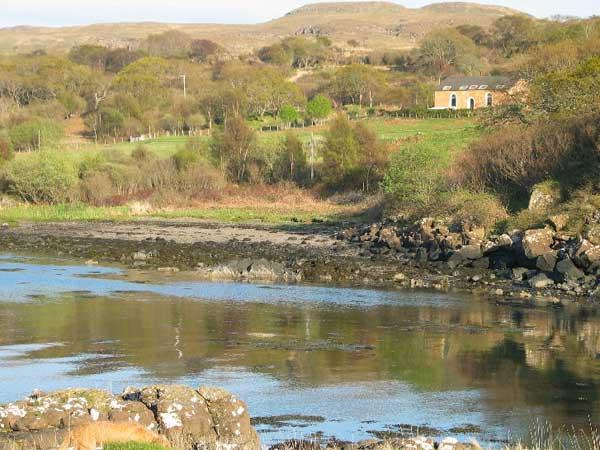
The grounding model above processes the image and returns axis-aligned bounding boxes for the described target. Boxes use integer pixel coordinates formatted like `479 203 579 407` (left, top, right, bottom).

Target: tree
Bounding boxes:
257 44 293 66
456 25 491 46
354 122 388 192
0 136 14 164
68 45 109 70
200 83 247 128
257 37 330 68
306 94 332 124
211 115 256 182
4 150 78 204
529 56 600 117
321 114 388 191
330 64 386 108
279 104 299 128
189 39 222 63
274 132 308 184
144 30 192 58
416 29 481 78
491 15 536 57
9 118 64 151
322 114 360 188
112 57 172 110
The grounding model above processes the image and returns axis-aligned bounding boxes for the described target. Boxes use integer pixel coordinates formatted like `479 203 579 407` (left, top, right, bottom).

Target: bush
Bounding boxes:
4 151 78 204
79 149 225 206
306 94 332 124
9 118 64 151
0 137 14 164
210 115 257 183
175 160 226 197
382 142 448 207
321 114 388 192
279 104 299 127
452 113 600 208
79 170 117 205
173 148 201 171
434 190 508 230
273 132 308 185
173 138 210 172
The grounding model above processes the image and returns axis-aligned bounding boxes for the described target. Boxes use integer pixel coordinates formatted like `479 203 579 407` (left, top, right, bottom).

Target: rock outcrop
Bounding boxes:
0 385 260 450
337 217 600 300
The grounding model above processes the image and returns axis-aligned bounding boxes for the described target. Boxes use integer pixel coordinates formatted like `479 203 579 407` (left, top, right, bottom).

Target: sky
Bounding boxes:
0 0 598 27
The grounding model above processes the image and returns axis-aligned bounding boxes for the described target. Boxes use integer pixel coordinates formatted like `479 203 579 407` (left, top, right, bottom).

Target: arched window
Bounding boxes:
450 94 457 109
486 93 493 107
469 98 475 110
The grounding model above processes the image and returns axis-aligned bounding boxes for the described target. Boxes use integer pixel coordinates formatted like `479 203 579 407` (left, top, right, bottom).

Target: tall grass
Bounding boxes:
506 420 600 450
104 443 170 450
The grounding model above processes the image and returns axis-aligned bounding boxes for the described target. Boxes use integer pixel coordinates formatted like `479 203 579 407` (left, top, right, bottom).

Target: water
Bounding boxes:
0 254 599 445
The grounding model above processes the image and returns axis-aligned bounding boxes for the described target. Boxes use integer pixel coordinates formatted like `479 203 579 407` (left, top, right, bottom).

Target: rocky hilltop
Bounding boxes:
0 1 522 54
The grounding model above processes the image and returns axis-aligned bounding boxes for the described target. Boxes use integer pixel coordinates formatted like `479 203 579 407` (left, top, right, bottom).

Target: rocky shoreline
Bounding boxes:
0 219 597 308
0 387 477 450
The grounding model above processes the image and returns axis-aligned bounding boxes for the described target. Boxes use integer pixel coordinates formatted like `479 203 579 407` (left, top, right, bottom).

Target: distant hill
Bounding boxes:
0 1 523 54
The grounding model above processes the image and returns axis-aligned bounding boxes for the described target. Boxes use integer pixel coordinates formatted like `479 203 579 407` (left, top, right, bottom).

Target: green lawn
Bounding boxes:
0 203 351 225
58 117 479 160
103 442 169 450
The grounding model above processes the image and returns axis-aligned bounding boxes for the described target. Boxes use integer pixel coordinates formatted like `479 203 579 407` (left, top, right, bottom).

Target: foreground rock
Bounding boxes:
0 385 260 450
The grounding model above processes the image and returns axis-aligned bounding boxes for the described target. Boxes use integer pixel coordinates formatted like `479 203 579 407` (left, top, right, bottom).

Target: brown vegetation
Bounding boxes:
0 2 521 55
451 113 600 207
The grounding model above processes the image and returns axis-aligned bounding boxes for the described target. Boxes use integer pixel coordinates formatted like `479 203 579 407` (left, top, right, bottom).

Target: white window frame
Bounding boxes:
468 97 476 110
486 93 493 107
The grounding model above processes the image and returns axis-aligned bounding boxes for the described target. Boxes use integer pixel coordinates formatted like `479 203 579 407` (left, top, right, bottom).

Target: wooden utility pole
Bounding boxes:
310 132 315 182
180 74 187 99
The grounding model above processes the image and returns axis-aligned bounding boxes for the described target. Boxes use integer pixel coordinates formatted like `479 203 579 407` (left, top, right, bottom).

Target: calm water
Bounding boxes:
0 254 599 445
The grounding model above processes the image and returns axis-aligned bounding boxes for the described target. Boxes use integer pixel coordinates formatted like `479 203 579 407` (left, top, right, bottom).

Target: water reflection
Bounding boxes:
0 255 599 444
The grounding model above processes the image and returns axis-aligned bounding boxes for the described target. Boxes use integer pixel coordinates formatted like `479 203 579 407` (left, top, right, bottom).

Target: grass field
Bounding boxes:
104 443 169 450
61 117 479 159
3 117 480 224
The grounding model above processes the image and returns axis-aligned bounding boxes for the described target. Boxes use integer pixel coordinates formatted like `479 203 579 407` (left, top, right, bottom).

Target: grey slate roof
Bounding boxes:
436 76 516 92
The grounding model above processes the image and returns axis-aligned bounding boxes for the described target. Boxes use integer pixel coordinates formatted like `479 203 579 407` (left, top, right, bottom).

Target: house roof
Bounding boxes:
436 76 516 92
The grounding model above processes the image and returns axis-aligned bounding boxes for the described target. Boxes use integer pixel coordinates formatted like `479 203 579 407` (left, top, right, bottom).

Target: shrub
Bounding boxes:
210 115 257 183
273 132 308 185
175 160 226 197
494 209 549 235
452 113 600 208
278 104 299 127
173 148 201 171
321 114 360 189
306 94 332 124
79 170 117 206
9 118 64 151
382 142 448 207
0 136 14 164
322 114 389 192
173 138 210 172
131 145 153 162
4 151 78 204
434 190 508 230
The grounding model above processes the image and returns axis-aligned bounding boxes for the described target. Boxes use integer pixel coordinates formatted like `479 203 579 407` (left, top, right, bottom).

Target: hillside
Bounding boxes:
0 1 523 54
